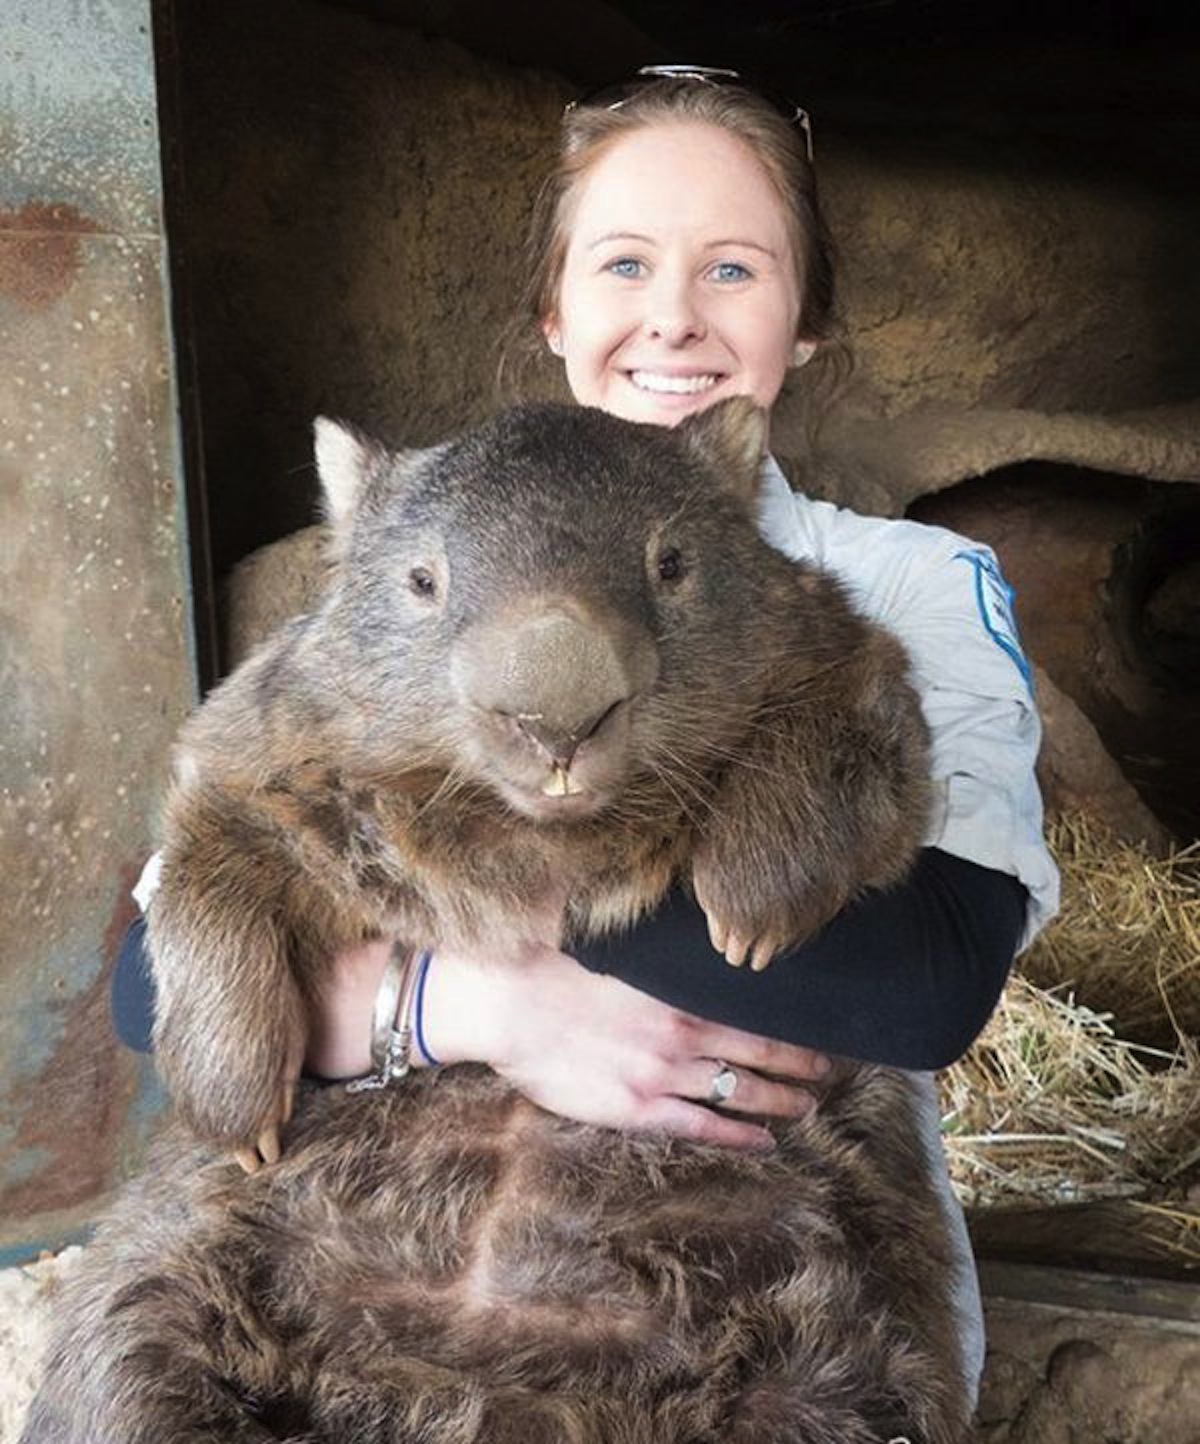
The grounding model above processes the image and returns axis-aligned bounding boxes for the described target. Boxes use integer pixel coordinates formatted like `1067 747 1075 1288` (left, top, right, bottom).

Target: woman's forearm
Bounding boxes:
112 847 1023 1074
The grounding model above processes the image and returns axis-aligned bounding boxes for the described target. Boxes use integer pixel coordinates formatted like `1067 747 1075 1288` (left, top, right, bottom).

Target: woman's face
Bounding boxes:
544 121 802 427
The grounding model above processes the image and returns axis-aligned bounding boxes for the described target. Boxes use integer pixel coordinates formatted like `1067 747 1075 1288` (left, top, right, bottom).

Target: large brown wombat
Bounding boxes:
153 397 929 1162
25 399 967 1443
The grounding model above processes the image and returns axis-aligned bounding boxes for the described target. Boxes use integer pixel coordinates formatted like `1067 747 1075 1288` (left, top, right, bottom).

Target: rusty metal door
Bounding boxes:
0 0 196 1262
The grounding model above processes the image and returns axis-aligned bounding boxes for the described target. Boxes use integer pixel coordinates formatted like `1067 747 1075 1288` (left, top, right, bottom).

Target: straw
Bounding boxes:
937 813 1200 1258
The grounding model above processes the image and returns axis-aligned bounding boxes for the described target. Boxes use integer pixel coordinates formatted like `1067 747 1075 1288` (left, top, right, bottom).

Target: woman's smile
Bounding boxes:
627 369 724 395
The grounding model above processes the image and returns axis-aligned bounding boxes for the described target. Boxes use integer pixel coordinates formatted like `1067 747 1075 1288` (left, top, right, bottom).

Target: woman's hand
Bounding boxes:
308 938 831 1150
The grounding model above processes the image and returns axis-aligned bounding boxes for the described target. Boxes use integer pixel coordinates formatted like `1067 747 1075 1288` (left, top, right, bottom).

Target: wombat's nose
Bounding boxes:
515 701 622 769
467 608 632 762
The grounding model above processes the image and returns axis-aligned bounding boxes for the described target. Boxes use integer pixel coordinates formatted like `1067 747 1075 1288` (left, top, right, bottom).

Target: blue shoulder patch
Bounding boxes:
953 549 1033 694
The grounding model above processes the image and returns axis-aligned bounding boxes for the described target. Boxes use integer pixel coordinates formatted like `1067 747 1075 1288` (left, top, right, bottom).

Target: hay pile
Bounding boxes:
939 814 1200 1258
1015 813 1200 1043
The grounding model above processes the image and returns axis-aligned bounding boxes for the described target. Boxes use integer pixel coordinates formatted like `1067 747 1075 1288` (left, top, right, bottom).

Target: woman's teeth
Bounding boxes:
629 371 721 395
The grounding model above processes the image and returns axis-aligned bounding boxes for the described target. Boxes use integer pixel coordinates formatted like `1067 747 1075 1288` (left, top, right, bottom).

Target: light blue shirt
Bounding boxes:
758 456 1060 950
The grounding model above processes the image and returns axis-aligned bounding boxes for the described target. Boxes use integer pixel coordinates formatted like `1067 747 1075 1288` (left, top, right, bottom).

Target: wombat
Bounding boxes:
24 399 967 1443
148 397 930 1164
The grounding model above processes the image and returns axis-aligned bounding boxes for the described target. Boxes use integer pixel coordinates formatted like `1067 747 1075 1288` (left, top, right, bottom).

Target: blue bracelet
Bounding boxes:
413 949 441 1067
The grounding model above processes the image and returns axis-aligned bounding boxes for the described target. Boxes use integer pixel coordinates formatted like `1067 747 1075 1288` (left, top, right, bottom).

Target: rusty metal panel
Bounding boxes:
0 0 196 1262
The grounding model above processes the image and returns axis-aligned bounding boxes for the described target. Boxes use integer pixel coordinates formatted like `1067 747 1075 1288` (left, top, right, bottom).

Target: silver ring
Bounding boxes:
707 1061 738 1107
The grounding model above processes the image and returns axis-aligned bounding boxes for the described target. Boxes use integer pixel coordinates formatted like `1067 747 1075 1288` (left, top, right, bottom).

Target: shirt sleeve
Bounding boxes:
890 538 1059 951
761 469 1059 952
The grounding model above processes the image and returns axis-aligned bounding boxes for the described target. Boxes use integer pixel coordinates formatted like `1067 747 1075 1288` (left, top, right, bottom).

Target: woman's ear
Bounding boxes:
791 338 817 368
541 316 564 357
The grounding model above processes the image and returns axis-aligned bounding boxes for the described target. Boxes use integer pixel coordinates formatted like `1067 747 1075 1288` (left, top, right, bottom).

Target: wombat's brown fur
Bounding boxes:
24 399 965 1442
26 1067 964 1444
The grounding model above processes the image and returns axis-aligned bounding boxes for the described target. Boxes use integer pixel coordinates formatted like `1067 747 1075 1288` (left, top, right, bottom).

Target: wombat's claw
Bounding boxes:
698 901 755 970
233 1123 281 1176
695 885 726 954
720 930 779 971
707 914 730 958
749 936 779 972
258 1124 282 1164
703 908 747 968
232 1074 297 1175
724 932 751 969
695 877 761 969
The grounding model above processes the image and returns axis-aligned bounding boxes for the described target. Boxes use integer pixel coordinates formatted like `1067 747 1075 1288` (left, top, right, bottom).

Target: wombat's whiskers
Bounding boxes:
413 762 480 821
648 706 788 785
645 749 722 828
657 695 815 787
612 756 707 828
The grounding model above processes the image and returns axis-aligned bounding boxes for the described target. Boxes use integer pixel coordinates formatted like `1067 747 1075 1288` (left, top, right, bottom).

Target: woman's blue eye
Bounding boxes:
607 257 643 278
711 261 751 282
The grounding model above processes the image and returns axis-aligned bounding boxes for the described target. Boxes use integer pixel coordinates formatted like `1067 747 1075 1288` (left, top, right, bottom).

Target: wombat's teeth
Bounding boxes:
630 371 720 395
542 765 584 798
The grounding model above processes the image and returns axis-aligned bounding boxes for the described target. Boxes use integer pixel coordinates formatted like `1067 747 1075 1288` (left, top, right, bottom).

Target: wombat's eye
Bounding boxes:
408 567 437 598
656 547 685 583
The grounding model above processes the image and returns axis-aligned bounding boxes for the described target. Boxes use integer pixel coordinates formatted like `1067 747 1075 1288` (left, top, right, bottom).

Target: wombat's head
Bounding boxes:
315 399 782 822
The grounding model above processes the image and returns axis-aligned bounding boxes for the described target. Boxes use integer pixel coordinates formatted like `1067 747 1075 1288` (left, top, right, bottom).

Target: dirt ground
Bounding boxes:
976 1298 1199 1444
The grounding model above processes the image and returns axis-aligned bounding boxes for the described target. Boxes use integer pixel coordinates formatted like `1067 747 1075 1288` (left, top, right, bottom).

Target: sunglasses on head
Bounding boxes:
565 64 814 164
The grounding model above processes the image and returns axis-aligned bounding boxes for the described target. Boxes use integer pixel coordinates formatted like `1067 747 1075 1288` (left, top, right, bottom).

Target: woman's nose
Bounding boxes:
642 274 706 345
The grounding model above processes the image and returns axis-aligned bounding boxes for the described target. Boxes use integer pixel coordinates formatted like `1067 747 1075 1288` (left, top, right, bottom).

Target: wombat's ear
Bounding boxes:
677 397 768 504
313 417 386 530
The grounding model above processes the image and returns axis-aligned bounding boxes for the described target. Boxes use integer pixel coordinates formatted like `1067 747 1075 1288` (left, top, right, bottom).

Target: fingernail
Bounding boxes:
812 1053 832 1076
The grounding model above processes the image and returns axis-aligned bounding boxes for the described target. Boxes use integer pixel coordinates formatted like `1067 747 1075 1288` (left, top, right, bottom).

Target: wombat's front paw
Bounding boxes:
692 871 792 973
159 1020 305 1175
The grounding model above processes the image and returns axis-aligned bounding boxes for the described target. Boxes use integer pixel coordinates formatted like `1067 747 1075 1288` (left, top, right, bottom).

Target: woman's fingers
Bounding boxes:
683 1058 817 1121
419 943 836 1148
639 1095 777 1151
687 1022 832 1086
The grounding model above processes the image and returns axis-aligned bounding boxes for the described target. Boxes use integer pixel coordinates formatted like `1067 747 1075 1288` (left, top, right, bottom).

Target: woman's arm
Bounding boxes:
115 849 1022 1071
111 914 156 1053
574 849 1027 1071
110 916 832 1150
